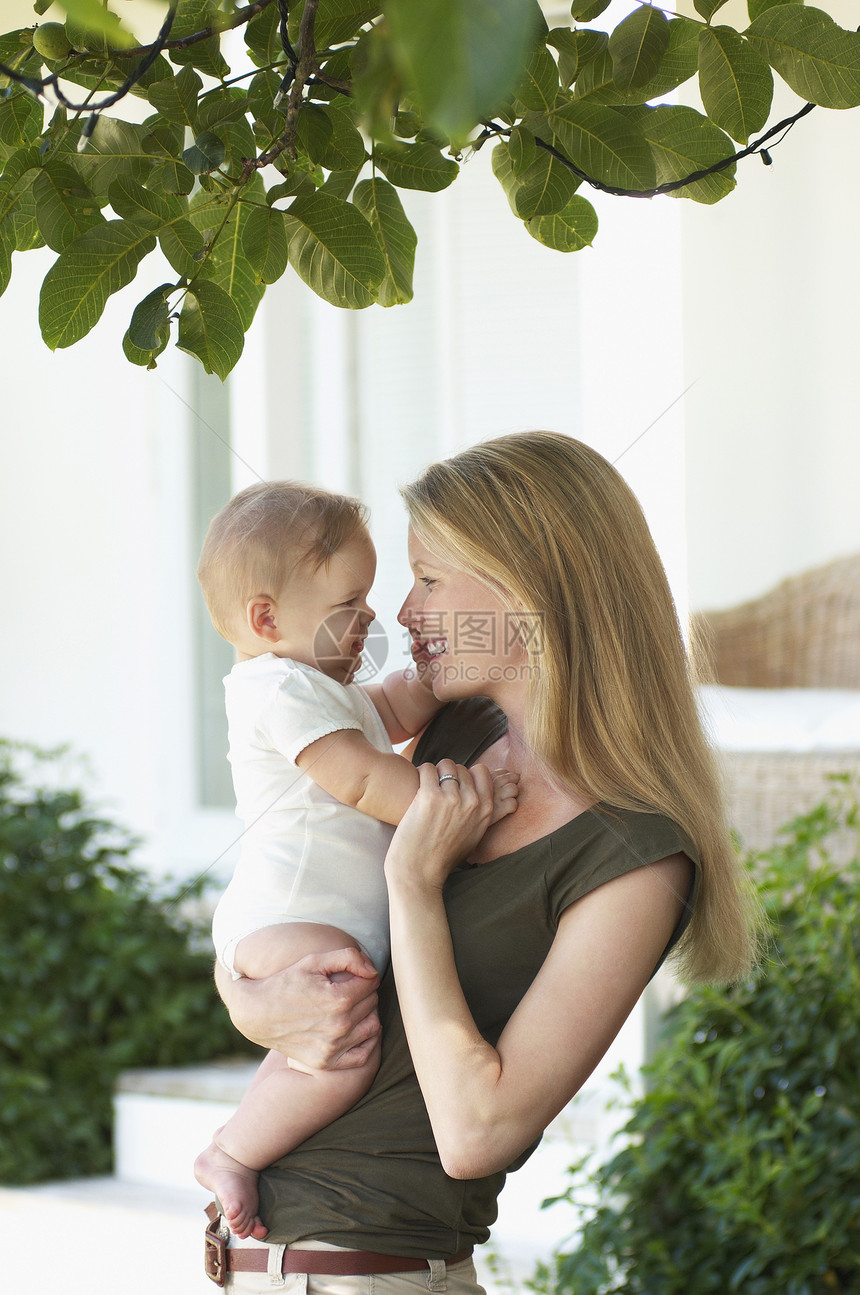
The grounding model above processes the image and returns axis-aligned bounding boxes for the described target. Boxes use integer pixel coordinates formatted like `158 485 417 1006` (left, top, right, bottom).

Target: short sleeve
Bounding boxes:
546 807 701 971
261 664 365 763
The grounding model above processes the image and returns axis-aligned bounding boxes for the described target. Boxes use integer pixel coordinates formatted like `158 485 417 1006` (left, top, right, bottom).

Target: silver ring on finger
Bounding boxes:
438 774 460 786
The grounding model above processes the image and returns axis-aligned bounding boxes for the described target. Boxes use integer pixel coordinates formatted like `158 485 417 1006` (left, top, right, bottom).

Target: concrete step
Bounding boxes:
114 1057 258 1192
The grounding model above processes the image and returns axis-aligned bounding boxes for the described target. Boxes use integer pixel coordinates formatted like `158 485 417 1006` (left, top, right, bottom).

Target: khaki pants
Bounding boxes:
222 1231 486 1294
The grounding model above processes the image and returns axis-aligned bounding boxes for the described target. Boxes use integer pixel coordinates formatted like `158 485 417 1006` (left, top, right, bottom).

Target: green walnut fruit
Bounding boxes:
32 21 73 61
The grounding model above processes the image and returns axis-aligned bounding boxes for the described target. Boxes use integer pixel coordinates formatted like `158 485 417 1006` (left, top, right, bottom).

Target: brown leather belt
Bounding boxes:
204 1206 473 1287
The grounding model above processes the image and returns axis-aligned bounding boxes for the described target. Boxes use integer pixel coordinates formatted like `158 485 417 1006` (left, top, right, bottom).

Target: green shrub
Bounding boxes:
530 778 860 1295
0 740 255 1184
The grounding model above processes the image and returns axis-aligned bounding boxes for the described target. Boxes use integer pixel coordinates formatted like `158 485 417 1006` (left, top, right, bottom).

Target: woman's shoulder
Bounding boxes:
413 697 508 767
544 805 700 965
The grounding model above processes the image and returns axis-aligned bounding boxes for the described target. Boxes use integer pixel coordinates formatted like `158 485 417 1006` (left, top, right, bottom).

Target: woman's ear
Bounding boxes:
246 596 280 643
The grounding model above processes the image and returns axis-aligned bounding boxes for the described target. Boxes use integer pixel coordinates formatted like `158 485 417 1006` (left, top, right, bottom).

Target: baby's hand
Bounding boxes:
490 769 519 825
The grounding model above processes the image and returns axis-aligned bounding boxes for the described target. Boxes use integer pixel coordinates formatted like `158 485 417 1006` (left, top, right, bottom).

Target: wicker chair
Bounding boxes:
691 553 860 853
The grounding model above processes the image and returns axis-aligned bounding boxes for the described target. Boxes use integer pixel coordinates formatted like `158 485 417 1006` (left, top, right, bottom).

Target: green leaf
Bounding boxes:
699 27 773 143
393 110 421 139
747 0 803 21
575 18 700 105
0 30 42 82
319 167 363 199
508 124 537 174
197 89 250 134
352 176 416 305
374 141 459 191
525 194 598 250
267 175 318 202
143 123 196 196
177 279 245 379
107 176 176 228
0 147 42 226
513 147 580 218
61 0 136 48
350 24 402 139
241 204 289 284
289 1 381 51
385 0 545 140
609 5 671 91
159 218 205 278
515 44 561 112
167 0 229 79
122 328 165 369
39 220 157 349
33 163 104 253
192 191 266 328
571 0 611 20
746 6 860 108
284 190 384 308
319 104 368 173
55 51 174 100
71 117 152 198
491 141 522 216
548 28 606 89
183 131 226 176
0 225 12 299
247 68 284 131
694 0 731 22
219 119 258 178
9 183 44 251
0 90 44 157
545 99 656 191
147 67 202 130
127 283 173 351
147 155 196 198
244 4 282 67
295 105 334 165
626 103 737 203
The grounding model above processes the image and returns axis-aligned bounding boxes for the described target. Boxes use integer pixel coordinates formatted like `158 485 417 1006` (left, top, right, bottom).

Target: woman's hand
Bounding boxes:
214 948 381 1070
384 760 518 892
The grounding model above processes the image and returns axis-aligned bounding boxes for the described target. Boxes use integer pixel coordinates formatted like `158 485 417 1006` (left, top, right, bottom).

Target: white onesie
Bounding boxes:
211 654 394 979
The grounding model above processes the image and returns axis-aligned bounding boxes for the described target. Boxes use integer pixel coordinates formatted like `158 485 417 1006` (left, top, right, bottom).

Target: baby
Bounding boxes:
193 481 515 1239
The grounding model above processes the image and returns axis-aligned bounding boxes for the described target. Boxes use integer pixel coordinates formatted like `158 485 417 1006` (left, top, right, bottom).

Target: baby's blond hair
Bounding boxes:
198 481 369 642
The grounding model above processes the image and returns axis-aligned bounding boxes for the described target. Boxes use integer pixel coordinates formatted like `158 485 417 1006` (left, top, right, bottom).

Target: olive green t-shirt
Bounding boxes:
257 697 699 1256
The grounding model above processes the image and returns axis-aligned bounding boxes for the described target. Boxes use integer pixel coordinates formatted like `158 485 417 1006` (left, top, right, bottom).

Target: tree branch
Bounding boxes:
114 0 276 59
242 0 321 177
480 101 817 200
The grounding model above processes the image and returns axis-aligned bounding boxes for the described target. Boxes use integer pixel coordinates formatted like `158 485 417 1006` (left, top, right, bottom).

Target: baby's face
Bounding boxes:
275 535 377 684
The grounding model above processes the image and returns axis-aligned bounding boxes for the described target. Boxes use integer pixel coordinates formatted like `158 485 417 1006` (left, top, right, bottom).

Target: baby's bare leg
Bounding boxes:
194 923 380 1240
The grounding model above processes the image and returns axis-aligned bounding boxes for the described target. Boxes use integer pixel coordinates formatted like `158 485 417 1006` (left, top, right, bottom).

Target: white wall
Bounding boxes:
681 0 860 610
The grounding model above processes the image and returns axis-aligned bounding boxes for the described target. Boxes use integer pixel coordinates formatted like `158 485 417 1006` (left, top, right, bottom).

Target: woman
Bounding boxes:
211 431 759 1293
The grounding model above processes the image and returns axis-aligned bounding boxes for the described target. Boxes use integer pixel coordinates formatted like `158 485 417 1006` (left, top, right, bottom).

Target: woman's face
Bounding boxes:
398 529 529 704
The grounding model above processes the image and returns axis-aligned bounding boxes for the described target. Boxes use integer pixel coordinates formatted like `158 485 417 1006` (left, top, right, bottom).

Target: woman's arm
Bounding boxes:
384 762 692 1179
214 947 382 1070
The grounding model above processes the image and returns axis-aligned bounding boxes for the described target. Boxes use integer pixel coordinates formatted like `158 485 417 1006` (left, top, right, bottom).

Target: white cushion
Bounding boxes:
697 685 860 752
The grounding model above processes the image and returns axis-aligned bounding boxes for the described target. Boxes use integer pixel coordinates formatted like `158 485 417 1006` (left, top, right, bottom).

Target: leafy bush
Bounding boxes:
530 778 860 1295
0 740 254 1184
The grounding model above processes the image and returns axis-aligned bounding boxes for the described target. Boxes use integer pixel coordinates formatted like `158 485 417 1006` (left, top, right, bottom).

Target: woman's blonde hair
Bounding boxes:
198 481 368 642
402 430 761 983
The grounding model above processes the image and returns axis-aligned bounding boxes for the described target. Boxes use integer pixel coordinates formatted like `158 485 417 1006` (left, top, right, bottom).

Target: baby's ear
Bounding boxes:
246 596 279 642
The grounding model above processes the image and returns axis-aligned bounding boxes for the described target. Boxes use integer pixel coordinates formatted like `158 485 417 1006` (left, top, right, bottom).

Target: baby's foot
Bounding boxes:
194 1142 268 1240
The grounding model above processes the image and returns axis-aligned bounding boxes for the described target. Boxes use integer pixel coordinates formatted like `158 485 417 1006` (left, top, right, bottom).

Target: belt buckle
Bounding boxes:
204 1217 227 1287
